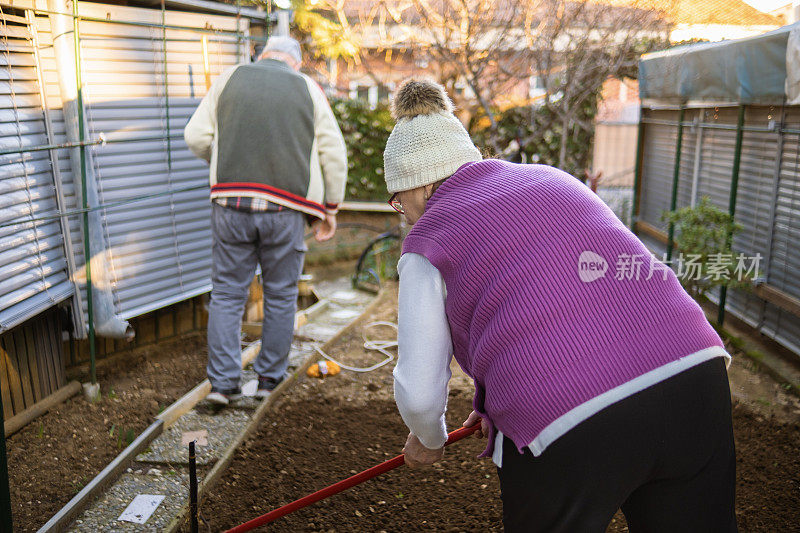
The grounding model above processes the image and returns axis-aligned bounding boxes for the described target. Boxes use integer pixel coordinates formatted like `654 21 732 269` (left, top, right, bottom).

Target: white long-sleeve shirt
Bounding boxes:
394 252 452 450
394 252 730 467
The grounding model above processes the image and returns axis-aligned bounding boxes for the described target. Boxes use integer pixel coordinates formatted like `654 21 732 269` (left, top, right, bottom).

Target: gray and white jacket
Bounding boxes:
184 58 348 220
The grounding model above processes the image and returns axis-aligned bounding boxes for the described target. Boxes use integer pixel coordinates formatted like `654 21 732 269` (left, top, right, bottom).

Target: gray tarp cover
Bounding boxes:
639 22 800 105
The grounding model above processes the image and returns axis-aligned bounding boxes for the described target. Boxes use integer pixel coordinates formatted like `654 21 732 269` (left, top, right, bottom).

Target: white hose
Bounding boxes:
315 321 397 372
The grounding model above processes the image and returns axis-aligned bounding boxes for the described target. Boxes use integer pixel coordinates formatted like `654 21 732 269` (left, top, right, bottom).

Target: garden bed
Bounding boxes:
6 333 209 532
198 289 799 532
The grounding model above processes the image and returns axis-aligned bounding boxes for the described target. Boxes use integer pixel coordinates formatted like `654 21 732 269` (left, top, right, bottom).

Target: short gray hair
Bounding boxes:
263 36 302 64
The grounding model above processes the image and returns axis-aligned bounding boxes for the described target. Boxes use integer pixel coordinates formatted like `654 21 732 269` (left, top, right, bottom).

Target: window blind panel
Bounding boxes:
0 13 73 332
31 3 245 323
638 109 679 232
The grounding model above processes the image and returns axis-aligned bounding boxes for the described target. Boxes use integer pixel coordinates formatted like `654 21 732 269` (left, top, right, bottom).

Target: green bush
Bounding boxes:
330 97 393 202
662 197 751 298
331 97 597 201
471 100 598 179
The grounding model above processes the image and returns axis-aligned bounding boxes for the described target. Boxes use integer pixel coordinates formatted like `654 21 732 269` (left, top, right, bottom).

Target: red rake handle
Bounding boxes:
224 424 481 533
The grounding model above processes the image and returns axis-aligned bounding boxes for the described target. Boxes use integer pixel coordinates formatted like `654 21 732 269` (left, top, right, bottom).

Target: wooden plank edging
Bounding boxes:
37 420 165 533
156 342 261 428
3 380 81 437
39 313 289 530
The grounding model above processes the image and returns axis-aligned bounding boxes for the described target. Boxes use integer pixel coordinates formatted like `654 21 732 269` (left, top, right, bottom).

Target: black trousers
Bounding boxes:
497 357 737 533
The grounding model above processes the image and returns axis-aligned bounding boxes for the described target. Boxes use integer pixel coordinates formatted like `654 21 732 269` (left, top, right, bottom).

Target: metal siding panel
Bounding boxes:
675 118 697 211
727 107 800 360
0 281 73 333
768 120 800 306
70 6 247 321
641 105 800 360
25 7 246 331
639 109 678 231
727 106 782 326
0 14 73 332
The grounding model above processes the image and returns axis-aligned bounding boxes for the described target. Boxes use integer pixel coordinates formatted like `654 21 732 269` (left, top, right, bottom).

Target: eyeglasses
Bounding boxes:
388 192 404 214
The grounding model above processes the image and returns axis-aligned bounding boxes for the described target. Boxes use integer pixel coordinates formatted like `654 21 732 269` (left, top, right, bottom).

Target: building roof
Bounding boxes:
671 0 781 26
341 0 781 27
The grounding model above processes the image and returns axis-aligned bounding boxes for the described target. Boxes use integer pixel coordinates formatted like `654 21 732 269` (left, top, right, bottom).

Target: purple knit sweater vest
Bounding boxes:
401 159 723 457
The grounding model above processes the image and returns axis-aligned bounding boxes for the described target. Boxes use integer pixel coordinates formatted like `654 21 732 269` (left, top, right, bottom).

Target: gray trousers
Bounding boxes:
207 203 306 391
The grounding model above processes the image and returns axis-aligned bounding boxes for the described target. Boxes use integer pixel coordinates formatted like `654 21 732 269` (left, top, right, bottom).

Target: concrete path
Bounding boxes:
66 279 376 532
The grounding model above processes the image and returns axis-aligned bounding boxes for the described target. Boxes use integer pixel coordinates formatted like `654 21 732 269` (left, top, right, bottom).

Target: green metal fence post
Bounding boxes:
630 106 645 233
161 0 172 173
666 106 685 261
0 385 13 532
72 0 97 384
717 105 746 327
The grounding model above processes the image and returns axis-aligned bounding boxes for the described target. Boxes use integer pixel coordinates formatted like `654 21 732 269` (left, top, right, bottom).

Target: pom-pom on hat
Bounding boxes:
383 79 482 194
391 79 453 119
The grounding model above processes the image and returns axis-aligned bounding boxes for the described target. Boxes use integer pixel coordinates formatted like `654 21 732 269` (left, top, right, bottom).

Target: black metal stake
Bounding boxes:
189 440 198 533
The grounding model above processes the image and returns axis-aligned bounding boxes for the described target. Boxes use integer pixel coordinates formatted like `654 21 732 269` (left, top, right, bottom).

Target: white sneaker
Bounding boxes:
254 388 272 400
207 388 242 406
255 375 285 399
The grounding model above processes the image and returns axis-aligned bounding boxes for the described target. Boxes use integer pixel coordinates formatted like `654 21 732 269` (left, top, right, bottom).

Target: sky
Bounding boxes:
743 0 792 12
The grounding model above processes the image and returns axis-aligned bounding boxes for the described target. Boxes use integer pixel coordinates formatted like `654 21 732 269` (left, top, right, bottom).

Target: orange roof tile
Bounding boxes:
672 0 781 26
341 1 781 28
585 0 781 26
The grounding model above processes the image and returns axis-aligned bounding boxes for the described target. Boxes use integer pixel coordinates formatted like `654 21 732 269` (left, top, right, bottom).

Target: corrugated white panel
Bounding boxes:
33 3 248 324
641 105 800 360
674 113 697 212
0 11 73 332
726 106 779 329
694 107 739 211
761 106 800 354
638 109 679 232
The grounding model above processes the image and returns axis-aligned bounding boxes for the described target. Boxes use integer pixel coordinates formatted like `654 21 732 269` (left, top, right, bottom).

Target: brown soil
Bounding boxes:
198 291 800 532
7 283 798 532
725 348 800 424
6 333 209 532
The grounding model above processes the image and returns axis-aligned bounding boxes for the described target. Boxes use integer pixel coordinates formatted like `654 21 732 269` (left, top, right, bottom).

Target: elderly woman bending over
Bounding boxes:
384 80 736 533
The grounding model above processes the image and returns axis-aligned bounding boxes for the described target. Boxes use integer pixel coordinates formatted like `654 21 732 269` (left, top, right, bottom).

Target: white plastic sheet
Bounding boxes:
787 27 800 105
640 22 800 105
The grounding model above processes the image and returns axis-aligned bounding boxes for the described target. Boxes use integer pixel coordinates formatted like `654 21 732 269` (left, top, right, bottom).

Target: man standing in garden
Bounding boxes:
184 36 348 405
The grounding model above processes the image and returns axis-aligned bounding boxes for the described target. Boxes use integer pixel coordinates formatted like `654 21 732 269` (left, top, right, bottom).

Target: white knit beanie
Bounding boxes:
383 80 482 194
264 36 302 64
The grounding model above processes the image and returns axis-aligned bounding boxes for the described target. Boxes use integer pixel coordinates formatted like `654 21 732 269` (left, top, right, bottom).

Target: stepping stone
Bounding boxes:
136 409 250 466
69 471 189 532
328 289 373 307
328 307 363 323
296 321 341 342
313 278 355 298
314 280 375 306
